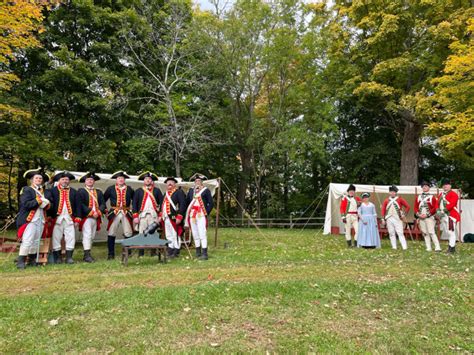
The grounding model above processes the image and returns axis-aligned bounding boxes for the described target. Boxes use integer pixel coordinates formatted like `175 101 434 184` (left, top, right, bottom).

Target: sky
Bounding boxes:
194 0 235 12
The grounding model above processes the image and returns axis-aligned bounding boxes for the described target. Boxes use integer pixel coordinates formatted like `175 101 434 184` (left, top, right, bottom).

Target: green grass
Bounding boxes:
0 228 472 353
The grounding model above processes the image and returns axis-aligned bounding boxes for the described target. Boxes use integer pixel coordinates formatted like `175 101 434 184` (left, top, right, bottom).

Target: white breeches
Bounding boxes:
139 214 156 234
344 214 358 241
190 215 208 248
386 217 407 250
440 215 457 247
82 218 97 250
164 218 180 249
53 219 76 251
418 217 440 251
19 219 44 256
108 213 133 238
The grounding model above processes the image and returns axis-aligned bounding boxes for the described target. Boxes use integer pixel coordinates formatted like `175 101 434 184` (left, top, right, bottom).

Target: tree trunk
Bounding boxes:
174 152 181 177
7 159 14 214
236 149 252 219
399 120 422 185
283 154 289 215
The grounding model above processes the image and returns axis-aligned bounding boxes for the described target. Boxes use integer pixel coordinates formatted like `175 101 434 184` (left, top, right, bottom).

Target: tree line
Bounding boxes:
1 0 473 221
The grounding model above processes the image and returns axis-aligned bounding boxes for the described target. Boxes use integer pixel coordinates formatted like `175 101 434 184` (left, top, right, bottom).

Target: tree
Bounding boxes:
0 0 48 218
329 0 473 184
0 0 45 92
13 0 141 172
122 0 215 177
428 17 474 168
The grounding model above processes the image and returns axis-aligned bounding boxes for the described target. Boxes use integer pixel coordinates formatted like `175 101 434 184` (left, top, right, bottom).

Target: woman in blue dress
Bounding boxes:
357 193 381 249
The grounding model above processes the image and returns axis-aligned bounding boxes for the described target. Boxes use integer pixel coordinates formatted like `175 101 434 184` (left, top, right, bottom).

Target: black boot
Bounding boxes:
200 248 208 260
83 250 94 263
138 249 145 257
353 240 358 248
66 250 74 264
346 240 352 248
17 255 26 270
174 248 180 258
447 246 456 254
107 236 116 260
28 254 38 267
53 250 62 264
167 247 175 259
195 246 202 258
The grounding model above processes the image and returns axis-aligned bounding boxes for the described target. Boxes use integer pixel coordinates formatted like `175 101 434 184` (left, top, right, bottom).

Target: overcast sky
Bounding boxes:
194 0 236 12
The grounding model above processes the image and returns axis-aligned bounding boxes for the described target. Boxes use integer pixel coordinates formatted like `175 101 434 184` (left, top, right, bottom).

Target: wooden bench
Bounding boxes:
120 233 169 266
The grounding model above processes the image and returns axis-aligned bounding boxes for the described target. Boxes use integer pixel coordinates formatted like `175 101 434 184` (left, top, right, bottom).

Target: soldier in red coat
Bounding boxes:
381 185 410 250
436 178 461 253
339 184 361 248
414 180 440 252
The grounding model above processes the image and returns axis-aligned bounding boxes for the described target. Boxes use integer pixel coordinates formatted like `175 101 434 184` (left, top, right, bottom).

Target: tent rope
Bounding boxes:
0 213 21 267
220 178 268 238
298 184 330 234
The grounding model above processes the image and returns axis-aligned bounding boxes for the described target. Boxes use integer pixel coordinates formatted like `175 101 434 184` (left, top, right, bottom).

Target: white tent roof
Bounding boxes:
323 183 468 239
57 171 220 196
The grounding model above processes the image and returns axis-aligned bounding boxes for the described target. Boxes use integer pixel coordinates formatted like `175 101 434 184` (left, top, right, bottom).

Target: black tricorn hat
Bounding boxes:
138 171 159 181
420 180 431 187
52 170 76 182
347 184 356 192
23 168 50 182
441 178 452 186
389 185 399 193
111 171 130 179
164 177 178 184
190 173 208 182
79 172 101 183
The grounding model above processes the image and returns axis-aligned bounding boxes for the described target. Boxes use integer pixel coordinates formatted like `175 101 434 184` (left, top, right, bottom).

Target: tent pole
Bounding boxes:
214 177 221 248
436 187 441 241
414 187 418 237
458 189 462 243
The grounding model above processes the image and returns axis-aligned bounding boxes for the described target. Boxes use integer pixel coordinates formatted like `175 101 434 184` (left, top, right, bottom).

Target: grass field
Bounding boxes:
0 228 472 353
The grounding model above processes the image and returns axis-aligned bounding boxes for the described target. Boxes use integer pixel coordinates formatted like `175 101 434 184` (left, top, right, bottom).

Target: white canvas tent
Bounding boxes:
55 171 220 241
323 183 469 241
460 199 474 238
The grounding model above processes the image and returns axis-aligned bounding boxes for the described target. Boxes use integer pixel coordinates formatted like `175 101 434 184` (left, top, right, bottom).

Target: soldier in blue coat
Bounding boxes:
16 168 51 269
104 171 134 259
77 172 106 262
185 173 214 260
159 177 187 258
49 171 80 264
132 171 163 256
